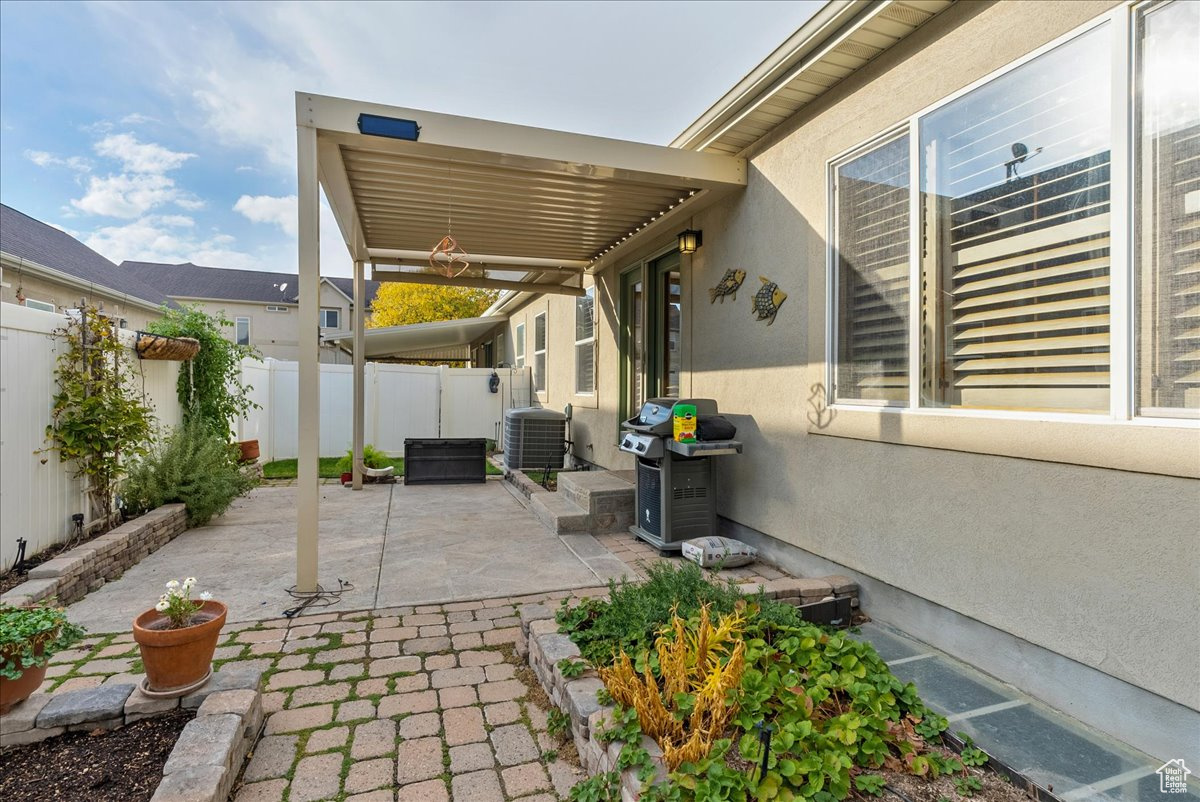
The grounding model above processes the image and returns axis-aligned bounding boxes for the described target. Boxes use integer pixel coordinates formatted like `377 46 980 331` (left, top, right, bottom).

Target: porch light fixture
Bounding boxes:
357 114 420 141
677 229 703 254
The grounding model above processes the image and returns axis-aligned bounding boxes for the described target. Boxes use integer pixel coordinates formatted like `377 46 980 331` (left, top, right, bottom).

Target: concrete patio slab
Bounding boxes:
65 482 626 632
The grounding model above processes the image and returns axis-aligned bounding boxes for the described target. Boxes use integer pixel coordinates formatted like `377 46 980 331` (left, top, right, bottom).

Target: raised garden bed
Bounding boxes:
518 564 1034 802
0 505 188 609
0 665 263 802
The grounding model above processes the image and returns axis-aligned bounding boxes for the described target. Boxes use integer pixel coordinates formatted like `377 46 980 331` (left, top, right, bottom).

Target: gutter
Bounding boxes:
670 0 869 152
1 252 169 313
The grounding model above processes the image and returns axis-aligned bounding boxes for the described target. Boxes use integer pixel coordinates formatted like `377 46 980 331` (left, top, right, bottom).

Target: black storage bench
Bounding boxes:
403 438 487 485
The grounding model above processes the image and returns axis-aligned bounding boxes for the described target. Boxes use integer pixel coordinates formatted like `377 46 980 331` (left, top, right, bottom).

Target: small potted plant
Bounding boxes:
132 577 226 697
0 602 85 713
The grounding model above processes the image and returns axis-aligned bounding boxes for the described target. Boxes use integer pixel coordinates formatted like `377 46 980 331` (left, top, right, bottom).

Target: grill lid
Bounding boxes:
623 398 718 435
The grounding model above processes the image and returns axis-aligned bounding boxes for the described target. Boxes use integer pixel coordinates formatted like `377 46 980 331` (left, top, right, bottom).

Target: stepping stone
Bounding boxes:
37 683 135 728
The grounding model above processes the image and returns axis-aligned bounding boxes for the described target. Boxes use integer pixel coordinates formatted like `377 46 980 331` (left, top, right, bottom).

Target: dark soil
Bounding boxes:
0 709 195 802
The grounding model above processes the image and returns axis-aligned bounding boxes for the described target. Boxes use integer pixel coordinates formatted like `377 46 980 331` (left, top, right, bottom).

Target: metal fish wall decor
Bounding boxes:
752 276 787 325
708 269 746 303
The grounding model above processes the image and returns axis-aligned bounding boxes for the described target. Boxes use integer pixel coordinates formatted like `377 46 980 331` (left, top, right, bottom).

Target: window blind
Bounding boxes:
920 24 1112 412
834 134 911 402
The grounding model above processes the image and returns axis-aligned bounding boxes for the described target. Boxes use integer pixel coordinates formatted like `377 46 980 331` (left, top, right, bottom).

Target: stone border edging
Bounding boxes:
0 664 264 802
0 503 189 608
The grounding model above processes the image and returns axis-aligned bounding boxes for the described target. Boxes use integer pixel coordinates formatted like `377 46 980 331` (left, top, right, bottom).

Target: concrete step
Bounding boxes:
529 492 591 535
557 471 634 534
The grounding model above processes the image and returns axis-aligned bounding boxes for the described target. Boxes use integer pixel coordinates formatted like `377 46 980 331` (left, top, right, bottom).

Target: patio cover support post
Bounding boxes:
296 123 320 593
352 259 365 491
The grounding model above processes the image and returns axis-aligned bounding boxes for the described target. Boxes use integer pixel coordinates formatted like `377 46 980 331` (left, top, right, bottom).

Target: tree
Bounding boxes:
368 283 498 328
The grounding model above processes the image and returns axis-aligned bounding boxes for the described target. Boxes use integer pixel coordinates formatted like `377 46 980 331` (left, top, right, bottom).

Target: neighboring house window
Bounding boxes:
575 286 595 394
1135 0 1200 419
265 305 289 313
534 312 547 393
515 322 526 368
235 317 250 346
23 298 55 313
319 308 341 329
829 10 1200 421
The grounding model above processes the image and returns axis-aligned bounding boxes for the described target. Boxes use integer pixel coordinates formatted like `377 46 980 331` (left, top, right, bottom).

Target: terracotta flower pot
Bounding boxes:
0 641 49 715
133 600 227 694
238 439 260 463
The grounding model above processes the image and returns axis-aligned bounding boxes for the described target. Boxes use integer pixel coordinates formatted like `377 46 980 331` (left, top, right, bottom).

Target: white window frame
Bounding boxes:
534 311 547 394
265 305 289 313
23 298 56 313
824 2 1195 430
515 322 526 368
235 316 251 346
319 307 341 329
575 286 596 396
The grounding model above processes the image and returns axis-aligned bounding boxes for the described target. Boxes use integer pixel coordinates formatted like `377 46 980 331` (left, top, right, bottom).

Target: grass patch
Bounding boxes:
262 456 501 479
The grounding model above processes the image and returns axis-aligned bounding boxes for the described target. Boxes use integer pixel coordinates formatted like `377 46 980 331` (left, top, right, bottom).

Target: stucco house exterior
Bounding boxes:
0 203 173 329
122 260 379 364
0 203 378 363
437 0 1197 764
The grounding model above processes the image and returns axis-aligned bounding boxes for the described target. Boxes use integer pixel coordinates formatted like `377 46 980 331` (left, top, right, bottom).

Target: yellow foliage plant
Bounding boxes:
597 604 746 770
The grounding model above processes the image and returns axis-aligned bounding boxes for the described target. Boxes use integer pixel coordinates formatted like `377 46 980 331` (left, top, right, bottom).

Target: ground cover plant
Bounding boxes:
0 602 85 680
557 564 1001 801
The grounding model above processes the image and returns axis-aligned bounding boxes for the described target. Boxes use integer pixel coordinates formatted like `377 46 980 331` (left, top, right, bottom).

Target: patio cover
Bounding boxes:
322 316 503 361
295 92 747 591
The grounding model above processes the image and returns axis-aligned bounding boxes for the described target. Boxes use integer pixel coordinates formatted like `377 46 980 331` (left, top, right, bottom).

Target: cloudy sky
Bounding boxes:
0 1 820 278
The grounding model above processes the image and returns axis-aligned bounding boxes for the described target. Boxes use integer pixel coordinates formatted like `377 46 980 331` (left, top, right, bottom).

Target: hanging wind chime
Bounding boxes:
430 160 471 278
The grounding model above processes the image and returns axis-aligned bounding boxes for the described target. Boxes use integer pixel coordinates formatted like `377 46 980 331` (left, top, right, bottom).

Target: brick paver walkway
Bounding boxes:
39 590 609 802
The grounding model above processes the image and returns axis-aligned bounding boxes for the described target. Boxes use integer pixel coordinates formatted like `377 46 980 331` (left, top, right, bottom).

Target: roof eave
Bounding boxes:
1 251 170 313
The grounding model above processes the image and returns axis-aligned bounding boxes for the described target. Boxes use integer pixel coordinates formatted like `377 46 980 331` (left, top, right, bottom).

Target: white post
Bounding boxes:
352 259 365 490
296 123 320 593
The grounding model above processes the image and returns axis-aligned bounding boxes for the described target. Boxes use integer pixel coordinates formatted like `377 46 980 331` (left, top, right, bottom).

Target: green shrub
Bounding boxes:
557 561 800 666
123 417 257 526
334 444 389 474
145 304 259 440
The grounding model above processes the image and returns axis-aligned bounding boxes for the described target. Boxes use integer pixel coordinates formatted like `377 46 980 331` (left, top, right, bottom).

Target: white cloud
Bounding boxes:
71 172 181 218
234 193 297 237
85 215 259 269
120 112 156 125
94 133 194 173
25 149 91 172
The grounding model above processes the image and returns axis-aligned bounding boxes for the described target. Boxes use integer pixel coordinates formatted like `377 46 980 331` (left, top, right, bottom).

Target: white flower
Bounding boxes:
155 600 170 612
199 591 213 601
165 580 180 590
183 577 197 588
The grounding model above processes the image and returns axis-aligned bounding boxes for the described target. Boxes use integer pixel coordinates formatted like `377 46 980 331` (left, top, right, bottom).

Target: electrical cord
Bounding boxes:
282 578 354 618
882 784 916 802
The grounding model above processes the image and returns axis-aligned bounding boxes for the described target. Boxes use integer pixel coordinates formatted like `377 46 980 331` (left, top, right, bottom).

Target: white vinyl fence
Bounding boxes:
1 303 183 566
234 359 531 462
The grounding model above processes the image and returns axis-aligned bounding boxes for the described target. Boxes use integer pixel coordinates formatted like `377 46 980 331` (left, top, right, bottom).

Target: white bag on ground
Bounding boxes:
681 537 757 569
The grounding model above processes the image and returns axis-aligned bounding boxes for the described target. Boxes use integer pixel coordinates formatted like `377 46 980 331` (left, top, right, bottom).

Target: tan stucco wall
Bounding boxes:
521 0 1198 711
0 269 161 330
679 0 1198 710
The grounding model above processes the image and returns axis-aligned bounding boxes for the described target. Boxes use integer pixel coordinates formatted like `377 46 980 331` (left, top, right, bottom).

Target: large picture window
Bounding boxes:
1135 0 1200 418
833 133 911 403
829 7 1200 423
575 286 595 394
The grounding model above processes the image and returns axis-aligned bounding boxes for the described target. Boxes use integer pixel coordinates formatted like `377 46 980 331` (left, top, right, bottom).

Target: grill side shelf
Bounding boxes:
664 440 743 457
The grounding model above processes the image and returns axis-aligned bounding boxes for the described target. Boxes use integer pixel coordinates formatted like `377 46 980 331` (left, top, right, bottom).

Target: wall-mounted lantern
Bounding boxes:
677 229 703 255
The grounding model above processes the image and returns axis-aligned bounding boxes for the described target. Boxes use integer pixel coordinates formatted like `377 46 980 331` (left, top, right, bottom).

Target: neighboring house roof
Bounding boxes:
0 203 176 309
121 261 379 309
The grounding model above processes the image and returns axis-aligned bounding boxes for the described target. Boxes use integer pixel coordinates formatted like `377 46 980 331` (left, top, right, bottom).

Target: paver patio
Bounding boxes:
37 593 596 801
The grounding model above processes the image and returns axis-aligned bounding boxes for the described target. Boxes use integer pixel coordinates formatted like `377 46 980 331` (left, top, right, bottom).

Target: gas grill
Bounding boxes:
619 398 743 552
